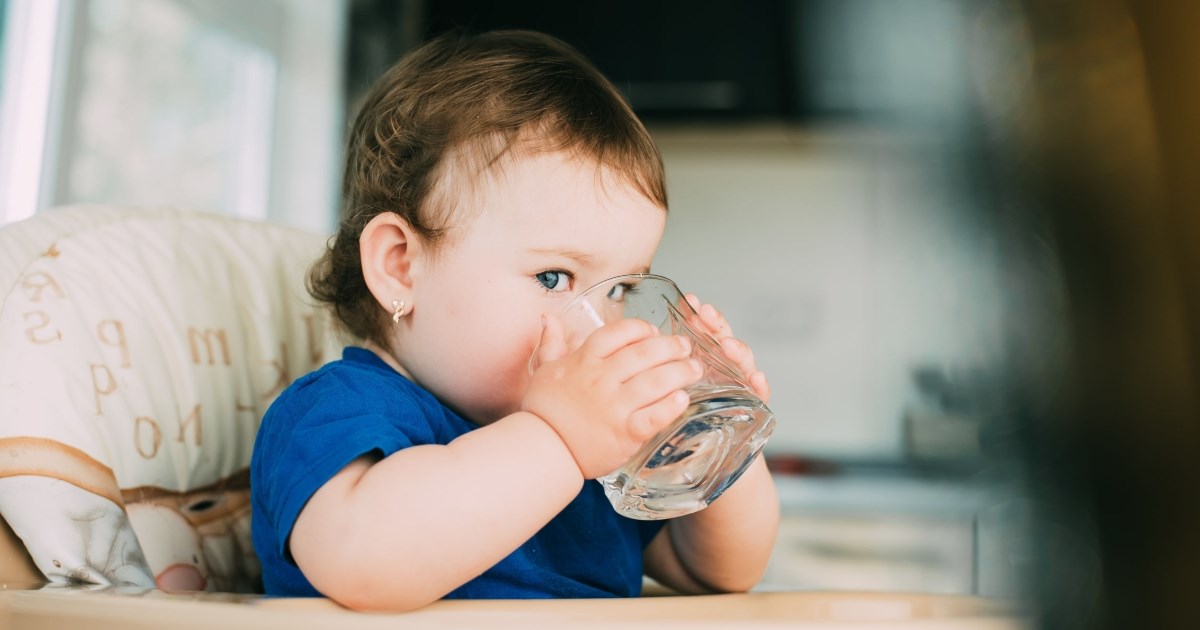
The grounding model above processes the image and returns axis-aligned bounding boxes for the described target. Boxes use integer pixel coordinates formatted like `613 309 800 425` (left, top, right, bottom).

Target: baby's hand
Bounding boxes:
522 316 702 479
684 293 771 404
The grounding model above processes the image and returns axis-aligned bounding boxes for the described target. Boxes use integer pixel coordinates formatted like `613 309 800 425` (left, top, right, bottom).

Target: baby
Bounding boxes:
251 29 779 611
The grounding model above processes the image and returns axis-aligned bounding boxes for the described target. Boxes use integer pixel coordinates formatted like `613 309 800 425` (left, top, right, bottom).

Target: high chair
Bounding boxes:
0 204 341 592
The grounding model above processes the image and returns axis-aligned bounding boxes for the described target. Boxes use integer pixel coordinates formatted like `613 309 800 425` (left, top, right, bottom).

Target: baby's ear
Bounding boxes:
359 213 421 313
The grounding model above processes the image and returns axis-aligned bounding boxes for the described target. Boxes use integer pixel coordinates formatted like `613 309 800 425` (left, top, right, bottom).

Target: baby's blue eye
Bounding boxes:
535 270 571 292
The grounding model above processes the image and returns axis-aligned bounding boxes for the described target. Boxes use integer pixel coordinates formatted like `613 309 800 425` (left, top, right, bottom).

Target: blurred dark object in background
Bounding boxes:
345 0 424 107
990 0 1200 628
414 0 973 125
425 0 793 120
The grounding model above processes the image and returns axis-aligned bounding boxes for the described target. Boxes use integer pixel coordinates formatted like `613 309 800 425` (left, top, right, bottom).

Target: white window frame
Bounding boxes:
0 0 73 224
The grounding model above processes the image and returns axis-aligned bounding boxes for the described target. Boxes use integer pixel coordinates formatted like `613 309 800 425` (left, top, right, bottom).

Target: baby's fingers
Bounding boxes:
749 370 771 405
534 314 568 366
583 318 659 359
622 358 703 411
683 293 770 403
608 335 692 383
720 337 770 403
628 390 690 442
683 293 731 337
699 303 731 336
720 336 758 376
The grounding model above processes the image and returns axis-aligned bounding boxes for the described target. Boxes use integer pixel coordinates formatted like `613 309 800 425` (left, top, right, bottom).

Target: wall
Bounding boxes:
650 124 1004 459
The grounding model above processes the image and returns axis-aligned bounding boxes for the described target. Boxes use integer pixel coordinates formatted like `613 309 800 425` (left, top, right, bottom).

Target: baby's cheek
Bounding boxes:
442 328 542 423
483 344 537 413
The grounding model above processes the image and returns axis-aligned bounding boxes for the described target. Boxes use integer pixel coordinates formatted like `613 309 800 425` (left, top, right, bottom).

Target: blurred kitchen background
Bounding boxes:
3 1 1198 628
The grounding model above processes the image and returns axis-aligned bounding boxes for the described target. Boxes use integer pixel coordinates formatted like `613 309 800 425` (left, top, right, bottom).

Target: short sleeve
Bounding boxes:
251 364 443 565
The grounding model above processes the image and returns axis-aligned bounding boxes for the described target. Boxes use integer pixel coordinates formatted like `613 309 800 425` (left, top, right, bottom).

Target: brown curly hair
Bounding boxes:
309 30 667 345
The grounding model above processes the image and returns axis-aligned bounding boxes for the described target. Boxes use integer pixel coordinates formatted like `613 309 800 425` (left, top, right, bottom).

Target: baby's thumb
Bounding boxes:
534 314 568 367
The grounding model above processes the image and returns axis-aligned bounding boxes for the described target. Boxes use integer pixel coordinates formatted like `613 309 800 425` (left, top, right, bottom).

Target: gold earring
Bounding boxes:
391 299 407 323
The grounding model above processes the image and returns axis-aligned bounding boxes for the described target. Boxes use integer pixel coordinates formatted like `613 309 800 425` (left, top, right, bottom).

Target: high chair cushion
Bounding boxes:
0 205 343 592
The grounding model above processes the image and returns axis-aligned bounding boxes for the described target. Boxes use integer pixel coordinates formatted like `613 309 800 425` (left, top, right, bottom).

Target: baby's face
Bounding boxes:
397 149 666 425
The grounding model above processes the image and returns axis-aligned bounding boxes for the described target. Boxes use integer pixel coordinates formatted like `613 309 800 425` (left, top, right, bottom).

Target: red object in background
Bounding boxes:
764 454 838 477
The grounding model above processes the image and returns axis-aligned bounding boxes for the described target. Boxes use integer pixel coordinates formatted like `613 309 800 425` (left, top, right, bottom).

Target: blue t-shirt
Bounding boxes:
251 346 665 599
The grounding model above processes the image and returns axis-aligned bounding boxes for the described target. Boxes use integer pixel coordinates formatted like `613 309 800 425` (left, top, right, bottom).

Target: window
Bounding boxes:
56 0 279 220
0 0 345 231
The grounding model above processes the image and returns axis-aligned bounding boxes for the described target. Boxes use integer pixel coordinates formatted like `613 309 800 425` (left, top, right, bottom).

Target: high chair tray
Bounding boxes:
1 585 1026 629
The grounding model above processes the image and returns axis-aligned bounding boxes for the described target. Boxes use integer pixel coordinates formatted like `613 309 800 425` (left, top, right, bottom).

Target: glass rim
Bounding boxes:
560 273 685 315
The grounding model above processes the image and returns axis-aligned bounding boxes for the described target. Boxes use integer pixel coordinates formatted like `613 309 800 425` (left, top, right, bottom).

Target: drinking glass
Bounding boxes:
532 274 776 520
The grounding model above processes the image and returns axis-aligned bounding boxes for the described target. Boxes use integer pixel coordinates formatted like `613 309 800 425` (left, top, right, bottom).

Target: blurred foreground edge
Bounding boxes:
994 0 1200 628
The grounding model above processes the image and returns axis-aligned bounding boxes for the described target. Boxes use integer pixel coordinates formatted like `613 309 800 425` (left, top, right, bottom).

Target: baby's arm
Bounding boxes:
644 456 779 593
643 296 781 593
290 318 698 611
292 411 580 610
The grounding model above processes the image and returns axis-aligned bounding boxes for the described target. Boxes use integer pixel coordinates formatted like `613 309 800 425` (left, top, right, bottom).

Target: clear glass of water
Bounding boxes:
533 274 777 520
